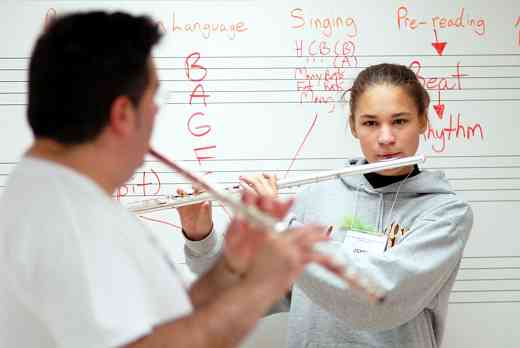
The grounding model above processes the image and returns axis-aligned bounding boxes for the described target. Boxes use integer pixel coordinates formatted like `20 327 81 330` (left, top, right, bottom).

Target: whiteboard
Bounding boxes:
0 1 519 347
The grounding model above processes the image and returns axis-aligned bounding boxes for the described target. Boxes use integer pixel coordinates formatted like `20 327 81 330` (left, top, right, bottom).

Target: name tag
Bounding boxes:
343 229 387 255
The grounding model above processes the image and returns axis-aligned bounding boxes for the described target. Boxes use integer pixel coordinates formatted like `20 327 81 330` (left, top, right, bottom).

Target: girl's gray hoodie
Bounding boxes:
184 159 473 348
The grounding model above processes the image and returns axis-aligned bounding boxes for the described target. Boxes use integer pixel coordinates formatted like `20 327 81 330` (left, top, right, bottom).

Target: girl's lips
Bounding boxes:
379 153 401 160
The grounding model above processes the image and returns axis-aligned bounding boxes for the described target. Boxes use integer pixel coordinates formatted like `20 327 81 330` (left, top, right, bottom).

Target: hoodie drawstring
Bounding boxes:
351 184 361 223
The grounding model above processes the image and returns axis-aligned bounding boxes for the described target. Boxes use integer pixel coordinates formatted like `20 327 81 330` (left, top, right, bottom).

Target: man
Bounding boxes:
0 11 340 348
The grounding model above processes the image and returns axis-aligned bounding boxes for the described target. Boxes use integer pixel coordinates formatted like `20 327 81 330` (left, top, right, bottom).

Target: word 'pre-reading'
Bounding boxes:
397 6 486 36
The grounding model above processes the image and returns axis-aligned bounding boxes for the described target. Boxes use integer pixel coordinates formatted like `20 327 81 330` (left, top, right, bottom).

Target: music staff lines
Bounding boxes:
449 300 520 304
456 278 520 282
446 255 520 303
0 99 518 107
2 53 520 60
2 76 520 83
463 255 520 259
101 194 520 204
2 64 520 71
2 154 520 165
451 289 520 293
102 180 520 190
460 267 520 270
5 172 520 182
2 87 520 94
4 156 520 164
142 155 520 161
153 54 520 59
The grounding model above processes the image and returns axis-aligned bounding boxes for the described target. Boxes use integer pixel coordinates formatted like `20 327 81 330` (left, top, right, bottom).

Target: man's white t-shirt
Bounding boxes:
0 157 193 348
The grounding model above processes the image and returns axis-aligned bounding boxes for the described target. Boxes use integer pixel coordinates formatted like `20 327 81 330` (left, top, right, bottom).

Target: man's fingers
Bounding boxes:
303 253 364 293
256 195 274 214
225 219 241 245
274 197 294 218
287 224 330 245
311 255 365 292
254 196 293 220
262 173 278 188
239 181 257 195
305 253 344 275
240 188 256 205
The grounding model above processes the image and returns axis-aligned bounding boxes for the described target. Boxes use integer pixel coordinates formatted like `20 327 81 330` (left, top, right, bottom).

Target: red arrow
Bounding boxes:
432 89 445 120
432 29 447 56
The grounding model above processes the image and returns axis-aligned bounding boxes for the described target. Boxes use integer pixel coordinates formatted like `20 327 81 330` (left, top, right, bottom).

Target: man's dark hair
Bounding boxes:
28 11 161 144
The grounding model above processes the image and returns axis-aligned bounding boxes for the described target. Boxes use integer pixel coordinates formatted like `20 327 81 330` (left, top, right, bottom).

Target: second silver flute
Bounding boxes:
127 155 426 214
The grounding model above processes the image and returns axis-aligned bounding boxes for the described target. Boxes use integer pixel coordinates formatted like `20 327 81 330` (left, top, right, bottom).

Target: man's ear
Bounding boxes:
108 96 134 136
349 116 359 139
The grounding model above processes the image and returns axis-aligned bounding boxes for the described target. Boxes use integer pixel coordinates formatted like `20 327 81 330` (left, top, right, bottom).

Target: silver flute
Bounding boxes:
146 148 409 303
127 154 426 214
148 148 285 233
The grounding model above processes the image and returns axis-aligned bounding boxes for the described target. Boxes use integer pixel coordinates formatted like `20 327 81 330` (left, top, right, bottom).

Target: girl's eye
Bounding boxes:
362 121 377 127
394 119 408 125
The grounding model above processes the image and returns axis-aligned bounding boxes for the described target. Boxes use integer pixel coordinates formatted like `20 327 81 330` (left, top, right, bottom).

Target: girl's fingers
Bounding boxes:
239 175 257 188
240 176 264 194
240 175 276 196
192 183 206 195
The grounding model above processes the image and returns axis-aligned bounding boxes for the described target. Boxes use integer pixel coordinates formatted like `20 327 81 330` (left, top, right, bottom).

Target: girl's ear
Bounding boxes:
349 116 359 139
418 113 428 134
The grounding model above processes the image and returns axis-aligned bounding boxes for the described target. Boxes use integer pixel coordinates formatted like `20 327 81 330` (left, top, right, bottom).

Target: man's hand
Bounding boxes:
245 223 343 298
223 191 346 299
223 191 292 276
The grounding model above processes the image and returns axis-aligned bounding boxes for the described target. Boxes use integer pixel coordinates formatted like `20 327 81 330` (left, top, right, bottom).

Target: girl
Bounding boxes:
182 63 473 348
